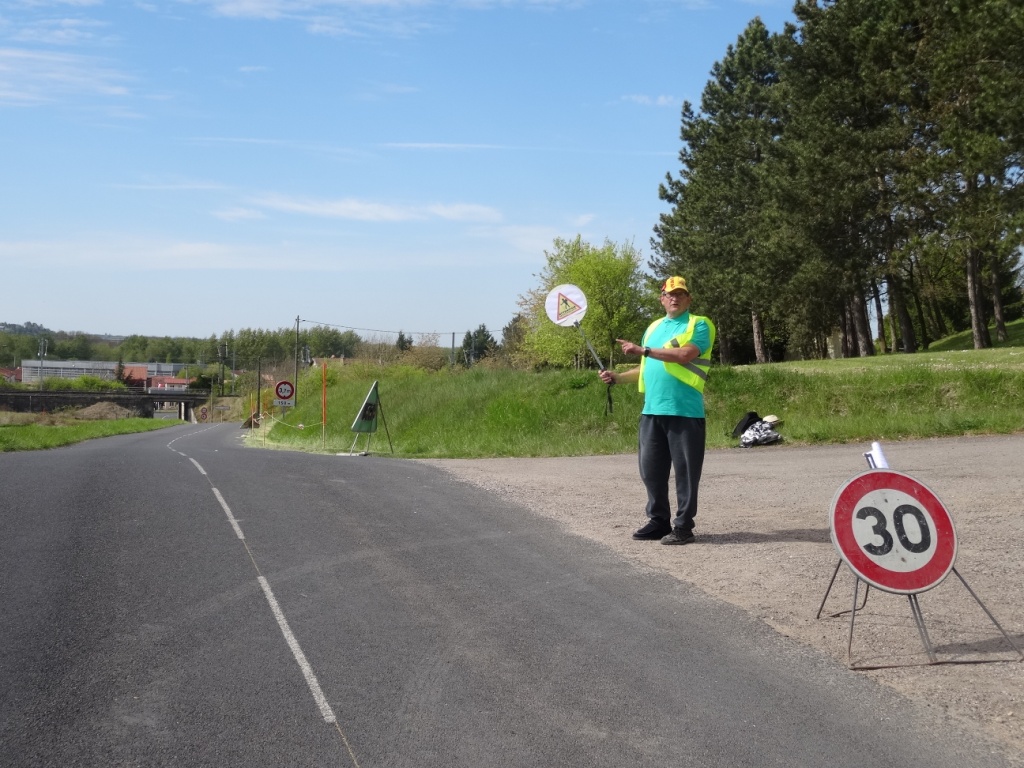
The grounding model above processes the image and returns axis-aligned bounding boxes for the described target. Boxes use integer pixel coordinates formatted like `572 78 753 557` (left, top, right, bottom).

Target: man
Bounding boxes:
599 277 716 545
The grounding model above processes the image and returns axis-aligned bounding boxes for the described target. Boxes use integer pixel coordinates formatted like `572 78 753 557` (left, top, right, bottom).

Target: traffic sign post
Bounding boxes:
818 446 1023 669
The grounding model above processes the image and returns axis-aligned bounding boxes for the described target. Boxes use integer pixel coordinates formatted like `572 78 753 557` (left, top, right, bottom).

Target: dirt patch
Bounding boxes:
422 434 1024 762
74 402 135 420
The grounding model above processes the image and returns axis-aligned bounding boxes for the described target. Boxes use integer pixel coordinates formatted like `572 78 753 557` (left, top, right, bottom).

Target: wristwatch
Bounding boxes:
643 346 651 357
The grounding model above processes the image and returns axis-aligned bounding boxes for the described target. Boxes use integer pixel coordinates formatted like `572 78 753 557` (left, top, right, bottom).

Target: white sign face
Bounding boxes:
830 470 957 594
545 284 588 327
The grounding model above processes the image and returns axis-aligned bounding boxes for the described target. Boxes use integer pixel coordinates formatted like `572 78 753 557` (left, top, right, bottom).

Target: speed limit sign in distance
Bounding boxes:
830 470 957 595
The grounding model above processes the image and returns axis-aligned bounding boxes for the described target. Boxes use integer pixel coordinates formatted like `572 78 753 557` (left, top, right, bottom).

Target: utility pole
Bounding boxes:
294 315 300 407
37 338 47 390
218 342 227 397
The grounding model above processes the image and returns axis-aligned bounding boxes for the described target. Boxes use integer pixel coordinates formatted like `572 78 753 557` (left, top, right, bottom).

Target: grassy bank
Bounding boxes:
254 345 1024 458
0 417 176 451
3 320 1021 456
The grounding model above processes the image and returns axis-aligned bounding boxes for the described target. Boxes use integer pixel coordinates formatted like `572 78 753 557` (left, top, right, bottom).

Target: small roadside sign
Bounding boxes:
274 380 295 407
351 381 380 433
830 470 957 595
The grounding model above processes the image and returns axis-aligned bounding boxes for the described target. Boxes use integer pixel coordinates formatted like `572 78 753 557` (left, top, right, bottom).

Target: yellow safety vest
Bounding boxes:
638 313 716 394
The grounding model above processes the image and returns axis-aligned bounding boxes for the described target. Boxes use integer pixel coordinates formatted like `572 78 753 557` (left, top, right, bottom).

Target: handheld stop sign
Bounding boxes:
544 284 606 371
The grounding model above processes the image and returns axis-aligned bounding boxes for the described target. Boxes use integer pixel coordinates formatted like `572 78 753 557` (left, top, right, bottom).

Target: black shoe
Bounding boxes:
661 529 695 545
632 520 672 540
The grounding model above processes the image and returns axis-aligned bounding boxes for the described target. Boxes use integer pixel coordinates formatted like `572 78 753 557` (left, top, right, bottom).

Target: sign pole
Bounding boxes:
544 283 612 413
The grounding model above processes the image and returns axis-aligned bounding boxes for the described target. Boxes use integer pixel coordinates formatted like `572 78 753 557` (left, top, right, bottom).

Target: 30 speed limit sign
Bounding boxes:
830 470 957 595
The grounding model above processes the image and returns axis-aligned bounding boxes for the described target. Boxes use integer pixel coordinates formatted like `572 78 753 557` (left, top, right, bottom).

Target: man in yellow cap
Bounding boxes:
599 277 716 544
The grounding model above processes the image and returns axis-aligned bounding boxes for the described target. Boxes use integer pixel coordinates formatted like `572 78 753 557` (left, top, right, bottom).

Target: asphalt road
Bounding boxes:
0 424 1015 767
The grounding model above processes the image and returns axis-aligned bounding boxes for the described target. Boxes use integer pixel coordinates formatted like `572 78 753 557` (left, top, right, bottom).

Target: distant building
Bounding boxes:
20 360 187 385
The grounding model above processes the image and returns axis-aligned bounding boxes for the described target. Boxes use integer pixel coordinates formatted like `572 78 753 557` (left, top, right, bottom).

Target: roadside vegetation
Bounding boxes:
3 320 1022 456
251 326 1024 458
0 408 176 452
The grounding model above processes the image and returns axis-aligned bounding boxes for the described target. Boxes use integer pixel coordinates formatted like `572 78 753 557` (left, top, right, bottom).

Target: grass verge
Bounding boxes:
250 350 1024 458
0 418 177 451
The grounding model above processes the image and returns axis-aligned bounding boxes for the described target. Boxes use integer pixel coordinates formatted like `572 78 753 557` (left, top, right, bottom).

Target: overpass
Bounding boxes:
0 390 214 420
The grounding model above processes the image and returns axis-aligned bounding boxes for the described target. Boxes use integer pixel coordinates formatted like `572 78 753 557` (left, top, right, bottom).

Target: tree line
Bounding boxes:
651 0 1023 362
0 322 508 375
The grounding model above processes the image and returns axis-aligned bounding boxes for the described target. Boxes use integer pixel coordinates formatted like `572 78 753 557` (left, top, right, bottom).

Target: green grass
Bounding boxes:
252 346 1024 457
4 319 1022 456
0 418 177 452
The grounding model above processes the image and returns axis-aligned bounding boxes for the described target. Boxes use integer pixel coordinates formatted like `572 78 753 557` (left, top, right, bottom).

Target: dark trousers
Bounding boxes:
638 414 706 533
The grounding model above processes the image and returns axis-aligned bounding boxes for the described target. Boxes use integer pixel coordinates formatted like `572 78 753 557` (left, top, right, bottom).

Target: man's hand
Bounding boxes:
617 338 643 357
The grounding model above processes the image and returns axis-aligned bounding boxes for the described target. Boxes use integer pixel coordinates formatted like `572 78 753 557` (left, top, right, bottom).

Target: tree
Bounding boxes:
461 325 496 364
497 313 529 368
519 236 653 368
53 333 93 360
395 331 413 352
653 18 791 363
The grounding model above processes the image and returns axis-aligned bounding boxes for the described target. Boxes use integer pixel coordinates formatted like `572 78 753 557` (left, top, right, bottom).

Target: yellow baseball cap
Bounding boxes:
661 276 689 294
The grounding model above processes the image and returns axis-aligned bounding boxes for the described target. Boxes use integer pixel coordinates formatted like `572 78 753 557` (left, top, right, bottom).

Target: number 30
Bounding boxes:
855 505 931 556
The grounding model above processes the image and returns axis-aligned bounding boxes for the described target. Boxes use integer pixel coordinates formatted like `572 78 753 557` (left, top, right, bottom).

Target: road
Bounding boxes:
0 424 1015 767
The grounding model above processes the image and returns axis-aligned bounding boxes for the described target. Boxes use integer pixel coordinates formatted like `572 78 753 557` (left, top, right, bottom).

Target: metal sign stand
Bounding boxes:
818 442 1023 670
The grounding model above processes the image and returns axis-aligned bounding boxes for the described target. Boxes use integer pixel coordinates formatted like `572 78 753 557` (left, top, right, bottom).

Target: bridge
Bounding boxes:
0 390 214 420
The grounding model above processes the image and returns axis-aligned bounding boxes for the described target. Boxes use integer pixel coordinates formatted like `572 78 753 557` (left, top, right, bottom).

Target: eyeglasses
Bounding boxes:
661 291 689 298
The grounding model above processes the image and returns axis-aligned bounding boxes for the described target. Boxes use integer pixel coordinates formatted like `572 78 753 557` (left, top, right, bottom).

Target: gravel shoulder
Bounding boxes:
421 435 1024 760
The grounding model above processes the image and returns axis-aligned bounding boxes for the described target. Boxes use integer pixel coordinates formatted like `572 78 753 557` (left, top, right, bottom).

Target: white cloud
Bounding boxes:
11 17 108 45
425 203 502 222
0 47 132 105
622 93 678 107
254 194 423 222
468 223 561 256
381 141 506 150
253 193 502 223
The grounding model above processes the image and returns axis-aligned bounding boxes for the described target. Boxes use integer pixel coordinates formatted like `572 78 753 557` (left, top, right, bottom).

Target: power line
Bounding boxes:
299 318 469 338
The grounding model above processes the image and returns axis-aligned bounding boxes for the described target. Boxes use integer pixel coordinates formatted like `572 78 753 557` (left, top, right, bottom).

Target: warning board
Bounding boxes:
351 381 380 433
544 283 588 327
829 470 957 595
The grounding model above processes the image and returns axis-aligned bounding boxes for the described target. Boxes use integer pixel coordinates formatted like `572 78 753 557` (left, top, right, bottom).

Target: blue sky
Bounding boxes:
0 0 794 343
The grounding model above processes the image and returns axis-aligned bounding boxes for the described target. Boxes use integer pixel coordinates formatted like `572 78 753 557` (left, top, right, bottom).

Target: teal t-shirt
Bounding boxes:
640 312 712 418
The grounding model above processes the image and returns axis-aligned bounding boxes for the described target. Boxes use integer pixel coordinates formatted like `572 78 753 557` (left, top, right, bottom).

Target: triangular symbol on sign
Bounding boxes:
556 292 582 322
350 380 380 433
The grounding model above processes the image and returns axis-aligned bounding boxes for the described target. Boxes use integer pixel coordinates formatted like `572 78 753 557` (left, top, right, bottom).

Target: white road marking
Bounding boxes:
173 433 345 737
258 576 338 725
211 488 245 540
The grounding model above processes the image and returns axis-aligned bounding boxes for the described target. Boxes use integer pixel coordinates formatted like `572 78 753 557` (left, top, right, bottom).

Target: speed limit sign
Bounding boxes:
830 470 957 595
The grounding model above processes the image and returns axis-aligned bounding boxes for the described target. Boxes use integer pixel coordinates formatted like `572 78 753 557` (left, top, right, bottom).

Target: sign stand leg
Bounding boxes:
951 567 1024 661
907 593 938 663
847 578 861 663
349 432 373 456
817 560 870 619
